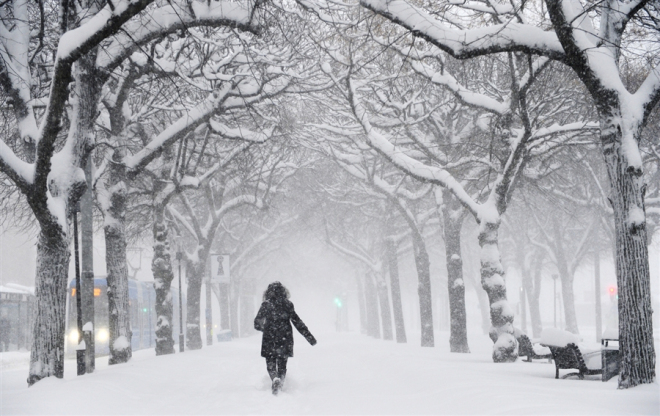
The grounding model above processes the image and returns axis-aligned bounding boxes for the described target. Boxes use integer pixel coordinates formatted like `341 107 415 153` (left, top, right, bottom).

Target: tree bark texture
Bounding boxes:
442 191 469 353
81 158 95 371
376 275 393 341
151 204 175 355
103 150 133 365
104 209 132 364
385 240 406 343
412 234 434 347
479 221 517 362
600 119 656 388
27 231 70 386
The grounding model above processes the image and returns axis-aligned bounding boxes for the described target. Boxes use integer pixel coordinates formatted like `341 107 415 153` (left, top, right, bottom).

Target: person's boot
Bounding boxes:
272 378 281 395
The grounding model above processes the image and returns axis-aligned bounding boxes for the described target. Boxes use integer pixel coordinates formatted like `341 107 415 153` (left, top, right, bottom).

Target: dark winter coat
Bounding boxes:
254 297 316 358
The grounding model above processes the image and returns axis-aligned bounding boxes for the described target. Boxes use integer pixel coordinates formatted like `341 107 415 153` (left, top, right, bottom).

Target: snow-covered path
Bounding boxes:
2 331 658 415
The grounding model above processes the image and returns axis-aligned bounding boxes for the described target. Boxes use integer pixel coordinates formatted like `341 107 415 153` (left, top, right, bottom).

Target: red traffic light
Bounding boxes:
608 286 617 295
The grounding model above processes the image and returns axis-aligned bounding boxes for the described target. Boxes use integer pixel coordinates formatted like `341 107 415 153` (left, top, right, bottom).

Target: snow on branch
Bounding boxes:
636 67 660 125
188 143 253 187
229 215 298 272
530 121 599 140
0 141 34 189
168 205 198 240
97 0 260 72
360 0 565 60
409 60 508 115
346 75 481 218
124 83 236 175
325 230 379 271
447 0 515 15
214 194 263 219
208 122 274 143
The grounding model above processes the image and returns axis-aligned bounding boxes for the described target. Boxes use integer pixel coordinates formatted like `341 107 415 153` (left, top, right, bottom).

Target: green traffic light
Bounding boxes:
334 297 342 308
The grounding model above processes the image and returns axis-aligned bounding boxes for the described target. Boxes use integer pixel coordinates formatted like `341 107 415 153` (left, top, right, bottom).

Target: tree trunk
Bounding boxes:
240 297 255 337
385 240 406 343
376 275 393 341
558 269 579 334
462 246 491 335
105 207 132 364
528 258 543 338
364 273 381 338
442 191 469 353
412 234 434 347
521 275 534 334
81 158 95 371
230 281 240 337
219 283 230 331
186 260 204 350
27 229 70 386
27 50 98 384
151 203 175 355
600 118 655 388
479 220 517 362
205 280 213 345
554 221 579 334
356 274 367 335
103 150 133 365
240 278 256 337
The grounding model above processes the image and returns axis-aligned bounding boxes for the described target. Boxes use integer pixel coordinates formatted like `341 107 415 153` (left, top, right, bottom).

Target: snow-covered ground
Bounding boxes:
1 330 658 415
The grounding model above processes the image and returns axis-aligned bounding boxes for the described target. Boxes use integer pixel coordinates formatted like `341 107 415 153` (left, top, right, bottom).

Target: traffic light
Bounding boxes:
334 297 342 308
608 285 617 301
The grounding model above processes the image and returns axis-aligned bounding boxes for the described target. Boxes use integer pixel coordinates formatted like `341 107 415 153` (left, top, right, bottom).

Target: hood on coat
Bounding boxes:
263 281 290 302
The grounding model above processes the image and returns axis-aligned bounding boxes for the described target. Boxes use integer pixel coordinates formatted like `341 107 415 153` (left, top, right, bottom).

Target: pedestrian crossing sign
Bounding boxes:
210 254 230 283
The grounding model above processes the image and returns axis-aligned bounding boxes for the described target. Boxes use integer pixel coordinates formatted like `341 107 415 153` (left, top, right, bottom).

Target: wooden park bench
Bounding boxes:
517 334 552 362
544 343 603 379
601 338 620 382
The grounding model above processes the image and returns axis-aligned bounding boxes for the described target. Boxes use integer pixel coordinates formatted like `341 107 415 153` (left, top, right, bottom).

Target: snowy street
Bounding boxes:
2 331 658 415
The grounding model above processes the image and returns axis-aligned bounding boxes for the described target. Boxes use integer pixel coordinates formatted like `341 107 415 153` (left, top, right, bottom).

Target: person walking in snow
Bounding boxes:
254 281 317 395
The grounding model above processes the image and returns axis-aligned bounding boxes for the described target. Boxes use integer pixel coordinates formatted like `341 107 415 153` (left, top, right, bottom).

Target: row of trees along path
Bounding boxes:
0 0 657 390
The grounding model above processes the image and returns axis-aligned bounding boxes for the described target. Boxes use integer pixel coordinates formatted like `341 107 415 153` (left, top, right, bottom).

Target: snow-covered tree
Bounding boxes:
307 16 593 359
361 0 659 387
0 0 261 385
